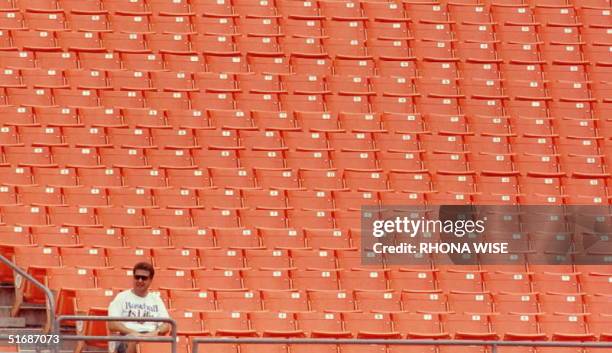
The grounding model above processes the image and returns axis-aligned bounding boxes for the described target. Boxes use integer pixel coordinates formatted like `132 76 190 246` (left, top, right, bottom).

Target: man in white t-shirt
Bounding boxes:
107 262 170 353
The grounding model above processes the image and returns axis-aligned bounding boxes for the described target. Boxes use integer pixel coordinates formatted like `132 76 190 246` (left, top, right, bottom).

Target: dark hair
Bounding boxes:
133 262 155 279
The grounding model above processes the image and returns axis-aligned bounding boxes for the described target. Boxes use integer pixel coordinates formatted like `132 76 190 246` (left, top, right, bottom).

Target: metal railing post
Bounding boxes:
0 254 58 344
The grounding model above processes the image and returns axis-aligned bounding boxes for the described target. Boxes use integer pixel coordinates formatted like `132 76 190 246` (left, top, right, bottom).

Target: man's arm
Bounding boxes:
153 296 171 336
157 323 170 335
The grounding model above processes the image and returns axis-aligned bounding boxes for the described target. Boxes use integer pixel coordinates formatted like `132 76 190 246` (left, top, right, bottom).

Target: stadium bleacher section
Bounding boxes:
0 0 610 352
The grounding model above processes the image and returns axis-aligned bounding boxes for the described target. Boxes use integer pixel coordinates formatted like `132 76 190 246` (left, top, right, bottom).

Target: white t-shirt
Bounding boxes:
108 290 169 352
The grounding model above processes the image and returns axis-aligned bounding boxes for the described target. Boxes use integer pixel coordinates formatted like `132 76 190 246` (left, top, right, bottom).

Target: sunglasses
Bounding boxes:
134 275 150 281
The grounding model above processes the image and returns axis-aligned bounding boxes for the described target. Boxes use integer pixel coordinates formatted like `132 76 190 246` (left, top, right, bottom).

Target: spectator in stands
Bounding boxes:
107 262 170 353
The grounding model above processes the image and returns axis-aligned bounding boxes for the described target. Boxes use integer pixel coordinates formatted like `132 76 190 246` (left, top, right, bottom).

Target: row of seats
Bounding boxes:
13 258 610 293
138 342 606 353
166 309 612 340
6 182 589 206
6 136 612 162
3 107 612 134
67 298 612 341
0 45 609 75
9 241 611 275
15 265 609 314
0 100 612 126
0 83 607 118
3 131 612 157
2 117 612 142
1 125 610 150
0 204 366 227
6 235 604 271
70 292 612 343
1 13 609 40
0 227 608 262
4 70 609 99
0 180 608 206
0 164 609 191
1 108 611 136
0 227 350 257
3 223 606 261
3 0 609 18
0 225 358 250
3 140 612 166
0 84 612 107
0 88 609 113
0 49 609 77
67 287 612 314
5 11 605 32
0 169 609 205
5 30 566 55
5 203 590 227
0 27 609 56
1 181 611 208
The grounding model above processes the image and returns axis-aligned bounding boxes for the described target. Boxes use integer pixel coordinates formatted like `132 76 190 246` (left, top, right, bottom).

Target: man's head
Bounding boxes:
132 262 154 297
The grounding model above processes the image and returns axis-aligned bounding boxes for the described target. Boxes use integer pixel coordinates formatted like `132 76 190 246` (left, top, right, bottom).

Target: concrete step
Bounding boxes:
0 317 25 328
0 305 46 328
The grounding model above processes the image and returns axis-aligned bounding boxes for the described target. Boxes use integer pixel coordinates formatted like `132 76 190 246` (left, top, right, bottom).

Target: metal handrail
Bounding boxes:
0 254 57 334
192 338 612 353
57 316 178 353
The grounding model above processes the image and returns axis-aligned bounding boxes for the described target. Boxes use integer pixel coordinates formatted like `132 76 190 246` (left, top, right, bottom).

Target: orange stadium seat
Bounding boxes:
295 311 349 338
200 311 255 337
262 289 309 312
494 292 540 314
198 248 244 269
355 290 402 313
77 227 122 248
105 248 152 270
292 269 339 291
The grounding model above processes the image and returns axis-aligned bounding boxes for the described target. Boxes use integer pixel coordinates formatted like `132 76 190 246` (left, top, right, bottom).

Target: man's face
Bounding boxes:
133 269 152 295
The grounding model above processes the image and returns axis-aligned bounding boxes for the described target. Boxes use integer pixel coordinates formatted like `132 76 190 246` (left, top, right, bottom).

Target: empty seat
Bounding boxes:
191 208 239 228
200 311 254 336
262 290 309 312
342 312 399 338
245 249 291 269
216 290 261 312
494 293 539 314
538 313 594 341
388 269 436 292
355 290 402 312
394 313 449 340
169 290 215 312
249 311 303 337
295 311 349 339
292 269 339 291
1 205 47 226
167 227 214 248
